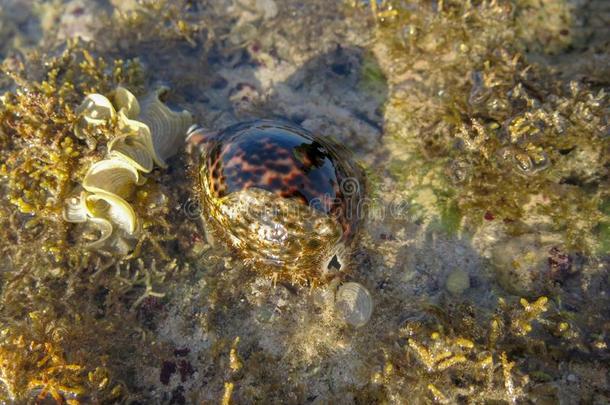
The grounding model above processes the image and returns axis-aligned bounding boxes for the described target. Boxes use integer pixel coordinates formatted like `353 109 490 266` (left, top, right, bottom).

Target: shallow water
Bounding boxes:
0 0 608 404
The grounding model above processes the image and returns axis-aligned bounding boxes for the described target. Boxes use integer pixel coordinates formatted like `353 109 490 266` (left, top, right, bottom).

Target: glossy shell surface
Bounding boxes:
199 120 364 284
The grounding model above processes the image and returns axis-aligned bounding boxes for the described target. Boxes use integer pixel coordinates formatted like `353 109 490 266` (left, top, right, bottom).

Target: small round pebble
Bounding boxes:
446 269 470 295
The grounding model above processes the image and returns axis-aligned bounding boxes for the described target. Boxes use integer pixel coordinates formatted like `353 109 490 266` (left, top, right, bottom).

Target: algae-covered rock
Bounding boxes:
375 0 609 254
491 234 549 296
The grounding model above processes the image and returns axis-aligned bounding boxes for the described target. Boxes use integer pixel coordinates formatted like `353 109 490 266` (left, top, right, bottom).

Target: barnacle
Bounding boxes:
62 86 192 252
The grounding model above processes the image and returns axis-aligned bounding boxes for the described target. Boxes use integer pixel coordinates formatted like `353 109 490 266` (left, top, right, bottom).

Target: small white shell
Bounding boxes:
84 191 137 235
138 87 193 168
82 158 144 199
335 282 373 328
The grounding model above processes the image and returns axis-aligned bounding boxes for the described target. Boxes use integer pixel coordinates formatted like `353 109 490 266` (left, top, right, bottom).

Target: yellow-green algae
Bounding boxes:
0 41 143 256
367 0 608 253
104 0 207 48
343 2 609 403
373 293 596 403
0 41 187 402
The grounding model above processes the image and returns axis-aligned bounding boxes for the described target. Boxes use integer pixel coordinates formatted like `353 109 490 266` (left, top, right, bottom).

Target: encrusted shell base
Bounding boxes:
201 186 346 285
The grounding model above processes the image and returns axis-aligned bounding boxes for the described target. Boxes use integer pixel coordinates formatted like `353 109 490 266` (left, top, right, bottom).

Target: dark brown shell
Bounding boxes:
198 119 364 285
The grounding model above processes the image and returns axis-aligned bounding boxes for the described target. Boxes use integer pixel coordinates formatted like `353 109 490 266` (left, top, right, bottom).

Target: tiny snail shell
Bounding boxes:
334 282 373 328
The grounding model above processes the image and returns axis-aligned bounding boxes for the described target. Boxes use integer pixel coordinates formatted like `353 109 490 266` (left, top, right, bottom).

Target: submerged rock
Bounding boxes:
491 234 549 296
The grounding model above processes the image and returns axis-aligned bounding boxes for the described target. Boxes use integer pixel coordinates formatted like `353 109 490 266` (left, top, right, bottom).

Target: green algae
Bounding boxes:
358 50 388 102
